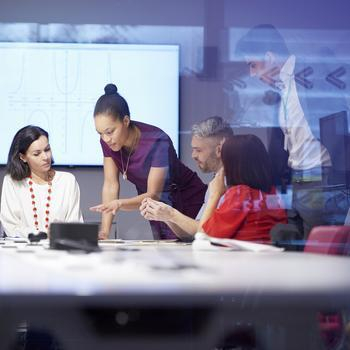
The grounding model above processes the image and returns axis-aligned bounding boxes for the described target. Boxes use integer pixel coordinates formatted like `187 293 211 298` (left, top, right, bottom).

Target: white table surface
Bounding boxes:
0 240 349 299
0 239 349 350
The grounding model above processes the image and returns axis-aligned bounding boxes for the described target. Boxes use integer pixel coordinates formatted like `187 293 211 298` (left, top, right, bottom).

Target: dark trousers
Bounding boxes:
271 167 349 248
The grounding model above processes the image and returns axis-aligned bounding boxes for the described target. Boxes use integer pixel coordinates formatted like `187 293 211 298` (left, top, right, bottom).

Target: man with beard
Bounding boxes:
140 116 233 240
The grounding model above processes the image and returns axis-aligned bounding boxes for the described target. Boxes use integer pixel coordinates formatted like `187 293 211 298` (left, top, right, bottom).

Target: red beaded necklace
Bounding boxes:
28 173 53 231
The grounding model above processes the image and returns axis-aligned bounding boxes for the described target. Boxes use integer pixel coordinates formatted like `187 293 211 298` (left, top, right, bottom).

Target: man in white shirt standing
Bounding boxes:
235 24 348 242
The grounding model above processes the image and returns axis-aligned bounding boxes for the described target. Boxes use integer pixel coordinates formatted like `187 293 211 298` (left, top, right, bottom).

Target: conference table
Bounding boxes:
0 238 349 350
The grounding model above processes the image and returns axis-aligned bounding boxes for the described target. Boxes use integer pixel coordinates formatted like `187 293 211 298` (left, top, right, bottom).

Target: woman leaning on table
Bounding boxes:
198 134 287 242
0 125 83 238
90 83 207 240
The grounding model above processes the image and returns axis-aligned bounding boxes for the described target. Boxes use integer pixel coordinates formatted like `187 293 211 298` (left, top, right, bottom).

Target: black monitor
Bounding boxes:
320 111 350 187
50 223 99 250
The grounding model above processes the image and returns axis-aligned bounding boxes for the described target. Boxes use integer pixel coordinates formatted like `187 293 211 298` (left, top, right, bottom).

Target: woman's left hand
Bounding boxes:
208 167 226 197
89 199 122 215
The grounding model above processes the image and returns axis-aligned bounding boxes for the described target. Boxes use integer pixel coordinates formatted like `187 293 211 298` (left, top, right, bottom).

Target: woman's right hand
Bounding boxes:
90 199 122 215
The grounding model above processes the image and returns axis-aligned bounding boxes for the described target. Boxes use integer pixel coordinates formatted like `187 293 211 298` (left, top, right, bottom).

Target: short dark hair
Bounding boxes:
235 24 290 61
93 83 130 122
222 134 273 193
6 125 49 181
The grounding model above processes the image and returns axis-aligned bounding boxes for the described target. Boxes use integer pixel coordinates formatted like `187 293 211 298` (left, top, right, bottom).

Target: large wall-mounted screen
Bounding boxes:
0 42 179 165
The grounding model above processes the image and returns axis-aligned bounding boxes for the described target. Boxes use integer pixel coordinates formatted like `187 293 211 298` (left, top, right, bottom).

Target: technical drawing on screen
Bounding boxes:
0 42 179 165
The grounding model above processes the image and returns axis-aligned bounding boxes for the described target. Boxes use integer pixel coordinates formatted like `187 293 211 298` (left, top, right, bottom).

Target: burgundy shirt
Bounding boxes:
101 121 207 238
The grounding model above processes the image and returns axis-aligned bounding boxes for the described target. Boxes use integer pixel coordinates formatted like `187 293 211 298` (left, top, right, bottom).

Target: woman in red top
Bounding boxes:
200 134 287 242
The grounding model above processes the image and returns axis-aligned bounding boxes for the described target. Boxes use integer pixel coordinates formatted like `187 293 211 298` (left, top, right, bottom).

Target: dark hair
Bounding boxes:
221 134 273 193
6 125 49 181
235 24 290 61
93 83 130 121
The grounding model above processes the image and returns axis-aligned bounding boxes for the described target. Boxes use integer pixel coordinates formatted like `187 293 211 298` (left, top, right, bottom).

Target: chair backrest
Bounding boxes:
304 225 350 256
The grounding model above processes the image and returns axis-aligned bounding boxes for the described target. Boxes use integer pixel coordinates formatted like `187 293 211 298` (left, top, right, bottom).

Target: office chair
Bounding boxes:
304 225 350 350
304 225 350 256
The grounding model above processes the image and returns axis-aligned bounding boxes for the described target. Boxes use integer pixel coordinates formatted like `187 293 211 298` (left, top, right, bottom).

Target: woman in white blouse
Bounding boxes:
0 125 83 238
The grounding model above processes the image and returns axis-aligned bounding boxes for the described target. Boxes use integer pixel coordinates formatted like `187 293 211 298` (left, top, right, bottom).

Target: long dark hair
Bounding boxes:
6 125 49 181
93 83 131 122
221 134 273 193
